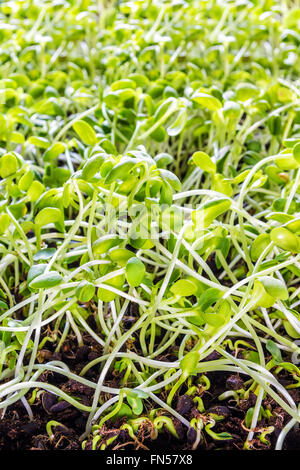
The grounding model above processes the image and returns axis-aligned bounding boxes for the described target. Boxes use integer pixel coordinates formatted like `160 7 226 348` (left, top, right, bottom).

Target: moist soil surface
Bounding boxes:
0 331 299 451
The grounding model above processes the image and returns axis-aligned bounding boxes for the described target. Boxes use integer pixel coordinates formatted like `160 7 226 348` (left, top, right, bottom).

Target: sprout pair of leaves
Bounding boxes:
251 233 271 262
0 153 46 213
77 147 181 209
80 153 106 181
274 362 300 388
101 81 187 145
204 419 233 442
97 273 125 303
199 296 231 330
170 279 231 329
97 257 146 301
90 234 146 292
195 227 230 270
103 389 148 425
0 340 18 373
146 97 187 139
192 90 222 112
114 358 133 385
189 416 232 444
192 149 269 196
170 278 200 297
124 389 148 416
92 235 121 257
108 90 187 142
251 224 300 260
27 138 70 189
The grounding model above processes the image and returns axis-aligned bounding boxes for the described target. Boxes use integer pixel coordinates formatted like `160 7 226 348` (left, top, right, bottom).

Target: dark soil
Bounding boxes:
0 330 299 451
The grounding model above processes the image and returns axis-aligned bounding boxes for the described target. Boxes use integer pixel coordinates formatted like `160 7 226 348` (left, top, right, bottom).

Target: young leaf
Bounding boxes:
27 181 45 202
293 142 300 164
73 120 97 146
27 264 47 284
266 340 283 364
259 276 288 301
180 351 200 378
35 207 63 227
250 233 271 261
92 235 120 256
125 257 146 287
29 272 63 289
104 158 137 184
192 92 222 111
0 214 10 234
0 153 18 178
170 279 198 297
81 154 105 180
270 227 300 253
109 248 135 266
192 198 231 228
192 151 216 173
75 280 95 302
33 248 56 262
198 288 223 311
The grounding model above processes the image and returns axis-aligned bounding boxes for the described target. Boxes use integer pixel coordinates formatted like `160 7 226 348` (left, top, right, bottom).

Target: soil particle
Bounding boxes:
239 392 257 411
227 405 245 419
119 428 130 442
284 428 300 450
75 345 90 362
50 401 73 413
42 392 58 413
83 440 93 450
173 419 185 440
129 302 140 316
48 351 62 361
62 379 94 397
21 422 39 435
222 416 247 441
87 351 100 362
86 315 97 331
187 426 197 444
226 375 244 390
123 316 137 329
208 405 231 419
268 406 286 429
39 370 67 385
176 394 193 415
205 351 221 361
